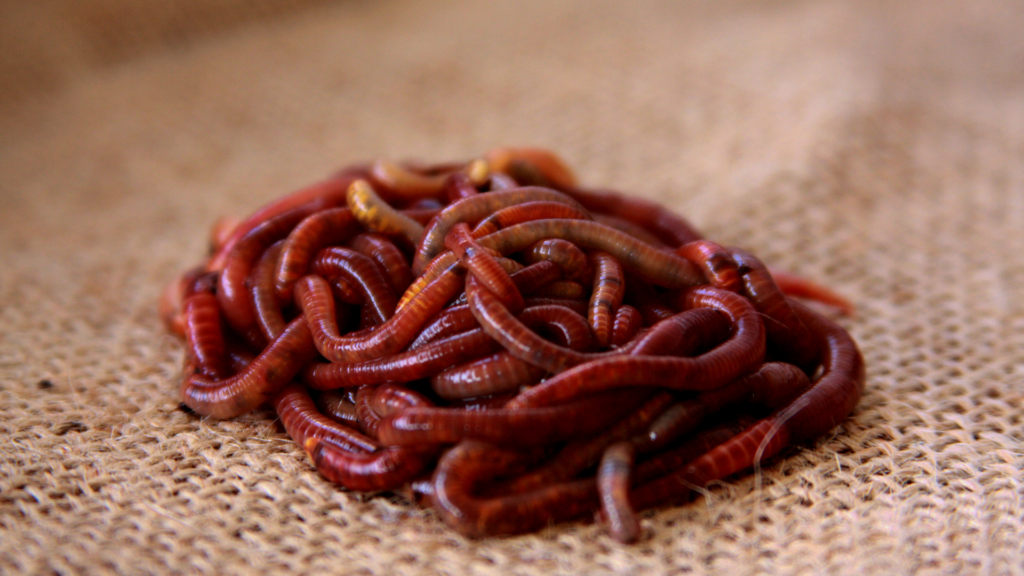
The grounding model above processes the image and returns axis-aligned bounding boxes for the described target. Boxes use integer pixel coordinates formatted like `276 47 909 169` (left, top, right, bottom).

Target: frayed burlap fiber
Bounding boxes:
2 1 1023 574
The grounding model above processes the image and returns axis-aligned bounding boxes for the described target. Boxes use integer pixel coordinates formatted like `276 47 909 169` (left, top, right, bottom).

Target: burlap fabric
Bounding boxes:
3 1 1023 574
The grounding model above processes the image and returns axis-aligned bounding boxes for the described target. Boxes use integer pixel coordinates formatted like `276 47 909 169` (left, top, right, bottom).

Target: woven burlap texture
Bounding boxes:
2 1 1023 574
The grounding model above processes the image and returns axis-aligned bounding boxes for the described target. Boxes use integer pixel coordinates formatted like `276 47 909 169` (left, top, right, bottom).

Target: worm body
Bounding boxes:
164 148 863 542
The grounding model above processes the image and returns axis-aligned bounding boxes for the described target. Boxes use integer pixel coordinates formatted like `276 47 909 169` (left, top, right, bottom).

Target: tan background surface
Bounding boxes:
3 1 1023 574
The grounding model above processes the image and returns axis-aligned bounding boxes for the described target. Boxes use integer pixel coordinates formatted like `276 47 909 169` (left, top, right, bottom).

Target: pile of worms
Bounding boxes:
161 148 864 542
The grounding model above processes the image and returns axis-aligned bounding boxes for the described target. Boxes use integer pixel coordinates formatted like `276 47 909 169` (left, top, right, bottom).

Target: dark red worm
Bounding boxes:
305 432 439 492
598 442 639 543
164 149 863 542
313 389 362 428
310 247 398 325
471 201 592 239
180 317 318 419
407 304 479 350
431 351 546 400
297 262 463 363
217 206 324 348
378 389 652 446
769 268 855 315
251 241 288 341
476 219 705 288
446 222 525 313
626 278 677 324
355 385 382 438
182 290 230 379
274 207 361 304
629 302 864 510
587 251 625 347
303 328 501 390
504 286 766 407
444 172 480 202
305 304 597 391
610 304 644 347
429 439 601 538
521 238 590 281
303 382 443 491
528 280 586 300
561 186 703 247
592 213 670 249
676 240 742 293
348 233 414 294
730 247 819 371
413 187 588 274
272 383 379 454
209 173 360 272
498 393 677 495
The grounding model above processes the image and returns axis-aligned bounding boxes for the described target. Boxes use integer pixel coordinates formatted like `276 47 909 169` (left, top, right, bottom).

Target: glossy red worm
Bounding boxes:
163 148 863 542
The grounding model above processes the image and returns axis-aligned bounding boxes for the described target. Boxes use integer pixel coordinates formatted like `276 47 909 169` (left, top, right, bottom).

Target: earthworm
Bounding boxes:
396 251 460 310
272 383 378 454
676 240 742 293
310 247 398 325
304 436 438 492
303 328 502 390
444 172 480 202
407 304 479 350
399 248 523 310
598 442 639 542
368 159 451 199
160 265 205 337
610 305 644 347
180 317 318 419
407 260 566 351
164 148 863 542
313 389 362 428
378 389 654 446
271 207 360 304
487 172 519 191
730 247 818 370
592 213 669 248
297 262 463 363
523 296 588 315
521 237 590 281
348 233 414 294
769 267 855 315
412 188 587 274
628 302 863 510
355 385 382 438
471 201 592 238
528 280 586 300
182 289 229 379
209 173 359 272
587 251 625 347
217 206 321 348
446 222 525 313
484 147 578 190
430 351 546 400
467 275 600 372
347 179 425 245
503 287 765 406
429 439 599 538
370 158 489 202
306 304 595 391
303 382 443 491
625 278 677 323
251 241 288 340
562 186 703 247
498 393 677 494
475 219 705 288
